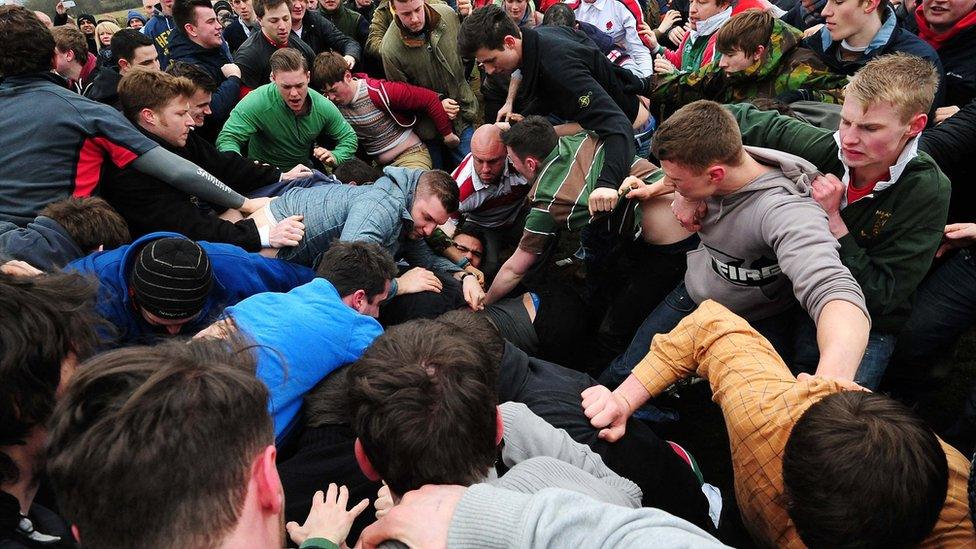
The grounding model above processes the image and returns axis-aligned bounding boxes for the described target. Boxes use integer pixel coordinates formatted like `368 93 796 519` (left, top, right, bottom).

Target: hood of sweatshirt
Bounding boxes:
709 145 820 219
167 29 232 71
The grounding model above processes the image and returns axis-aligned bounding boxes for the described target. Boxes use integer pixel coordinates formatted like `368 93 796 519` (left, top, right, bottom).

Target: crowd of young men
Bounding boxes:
2 0 976 545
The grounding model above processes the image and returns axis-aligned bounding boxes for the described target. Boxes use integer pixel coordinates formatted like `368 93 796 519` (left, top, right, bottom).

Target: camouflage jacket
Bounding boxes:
648 19 848 118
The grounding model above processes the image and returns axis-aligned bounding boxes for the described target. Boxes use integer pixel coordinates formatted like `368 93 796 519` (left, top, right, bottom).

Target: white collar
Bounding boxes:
689 6 731 42
580 0 607 11
832 132 920 207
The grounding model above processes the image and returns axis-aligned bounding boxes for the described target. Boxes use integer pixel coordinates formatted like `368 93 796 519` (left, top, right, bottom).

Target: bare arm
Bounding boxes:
813 299 870 380
485 247 537 304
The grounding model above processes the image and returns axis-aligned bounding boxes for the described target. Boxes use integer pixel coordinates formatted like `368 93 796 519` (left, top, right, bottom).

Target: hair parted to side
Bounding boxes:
334 157 383 185
316 240 398 300
347 319 499 496
270 47 307 74
458 4 520 59
40 197 131 253
0 272 103 486
311 51 349 90
715 9 773 57
254 0 289 18
0 6 56 77
167 60 218 92
417 169 461 213
845 53 939 123
111 28 153 65
651 100 743 172
52 25 89 61
46 337 271 549
118 67 197 123
783 391 948 549
501 115 558 162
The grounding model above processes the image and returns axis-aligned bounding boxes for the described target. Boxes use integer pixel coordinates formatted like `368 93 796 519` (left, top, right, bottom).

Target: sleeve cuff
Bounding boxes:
837 232 861 259
258 225 271 247
447 484 530 547
630 354 672 397
300 538 339 549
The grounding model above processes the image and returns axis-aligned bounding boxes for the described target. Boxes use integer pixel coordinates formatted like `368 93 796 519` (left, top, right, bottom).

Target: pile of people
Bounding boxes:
1 0 975 545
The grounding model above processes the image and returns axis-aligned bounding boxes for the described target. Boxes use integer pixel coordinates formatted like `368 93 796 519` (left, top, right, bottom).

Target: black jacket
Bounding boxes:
167 30 242 123
83 64 122 110
234 30 316 89
519 26 639 192
495 342 714 531
920 98 976 222
934 24 976 108
222 17 257 54
100 129 280 251
297 9 361 62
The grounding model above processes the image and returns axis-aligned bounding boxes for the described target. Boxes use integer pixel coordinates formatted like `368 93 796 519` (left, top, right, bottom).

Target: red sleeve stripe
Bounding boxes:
73 137 140 197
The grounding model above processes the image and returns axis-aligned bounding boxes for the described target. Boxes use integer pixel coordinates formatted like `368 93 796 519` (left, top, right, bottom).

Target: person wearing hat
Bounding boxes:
127 9 147 29
66 232 316 345
76 13 99 53
213 0 235 27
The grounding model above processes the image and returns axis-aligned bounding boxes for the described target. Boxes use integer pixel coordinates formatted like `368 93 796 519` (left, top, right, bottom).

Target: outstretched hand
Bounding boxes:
286 484 369 547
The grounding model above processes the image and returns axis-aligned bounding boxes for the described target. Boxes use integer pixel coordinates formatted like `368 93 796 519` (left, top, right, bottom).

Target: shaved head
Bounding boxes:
471 123 505 155
469 123 508 186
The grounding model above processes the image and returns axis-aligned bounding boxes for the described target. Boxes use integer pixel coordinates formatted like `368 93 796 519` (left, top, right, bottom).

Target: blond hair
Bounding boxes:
118 67 197 123
94 20 121 53
845 53 939 122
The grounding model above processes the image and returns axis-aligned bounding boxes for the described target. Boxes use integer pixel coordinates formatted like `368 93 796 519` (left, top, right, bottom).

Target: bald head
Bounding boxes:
34 10 53 28
470 124 508 185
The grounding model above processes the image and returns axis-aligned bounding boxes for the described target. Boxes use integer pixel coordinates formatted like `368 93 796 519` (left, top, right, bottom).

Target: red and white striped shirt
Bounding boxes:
450 153 532 229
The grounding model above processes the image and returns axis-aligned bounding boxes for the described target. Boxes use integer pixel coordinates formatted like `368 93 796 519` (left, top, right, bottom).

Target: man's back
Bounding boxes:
234 30 315 89
0 73 156 226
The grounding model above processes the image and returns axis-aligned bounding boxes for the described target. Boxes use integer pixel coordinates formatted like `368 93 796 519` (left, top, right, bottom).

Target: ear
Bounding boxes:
706 165 726 184
305 70 311 82
140 107 158 127
906 112 927 138
252 445 283 513
270 71 277 83
118 58 130 71
350 288 367 313
865 0 881 14
495 406 504 446
503 34 518 49
752 45 765 62
184 22 195 35
354 438 381 481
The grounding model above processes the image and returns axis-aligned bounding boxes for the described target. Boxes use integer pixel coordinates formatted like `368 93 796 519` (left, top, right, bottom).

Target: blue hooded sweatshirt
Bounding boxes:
167 29 241 121
225 277 383 442
66 232 315 345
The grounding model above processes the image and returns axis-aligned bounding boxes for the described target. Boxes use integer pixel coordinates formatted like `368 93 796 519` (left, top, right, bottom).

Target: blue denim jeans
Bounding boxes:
895 249 976 365
791 312 896 390
426 125 473 171
597 282 797 387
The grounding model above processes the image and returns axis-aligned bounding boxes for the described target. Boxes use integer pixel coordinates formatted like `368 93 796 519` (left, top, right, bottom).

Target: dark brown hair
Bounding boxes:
254 0 289 18
458 4 519 59
40 197 131 253
166 60 218 93
46 337 272 548
501 115 557 163
715 9 773 57
651 100 743 172
417 169 460 214
783 391 948 548
316 240 398 300
0 272 103 486
0 6 56 77
311 51 349 90
118 67 197 123
347 319 498 496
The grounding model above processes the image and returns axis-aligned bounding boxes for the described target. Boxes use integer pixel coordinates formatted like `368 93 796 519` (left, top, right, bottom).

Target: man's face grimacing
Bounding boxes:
321 73 357 105
189 6 225 49
120 44 160 73
661 159 722 201
188 88 213 126
471 141 507 185
473 36 521 77
260 2 292 45
922 0 976 32
838 97 925 176
147 96 196 147
393 0 427 33
272 68 311 113
409 193 451 239
453 233 483 269
506 148 539 182
717 46 764 75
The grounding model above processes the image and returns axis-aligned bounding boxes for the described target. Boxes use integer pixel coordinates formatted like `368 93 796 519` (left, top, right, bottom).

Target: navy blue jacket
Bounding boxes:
167 29 242 123
804 7 945 109
0 217 84 271
66 232 316 345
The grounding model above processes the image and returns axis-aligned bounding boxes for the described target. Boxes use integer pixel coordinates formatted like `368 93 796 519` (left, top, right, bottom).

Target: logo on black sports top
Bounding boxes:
578 91 592 109
707 246 781 287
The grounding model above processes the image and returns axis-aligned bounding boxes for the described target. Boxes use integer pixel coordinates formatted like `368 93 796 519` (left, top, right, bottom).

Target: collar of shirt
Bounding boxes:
832 131 920 207
822 5 896 56
579 0 608 13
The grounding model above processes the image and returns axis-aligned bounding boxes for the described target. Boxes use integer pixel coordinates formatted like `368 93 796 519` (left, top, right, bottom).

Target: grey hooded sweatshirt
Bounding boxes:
685 146 869 324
